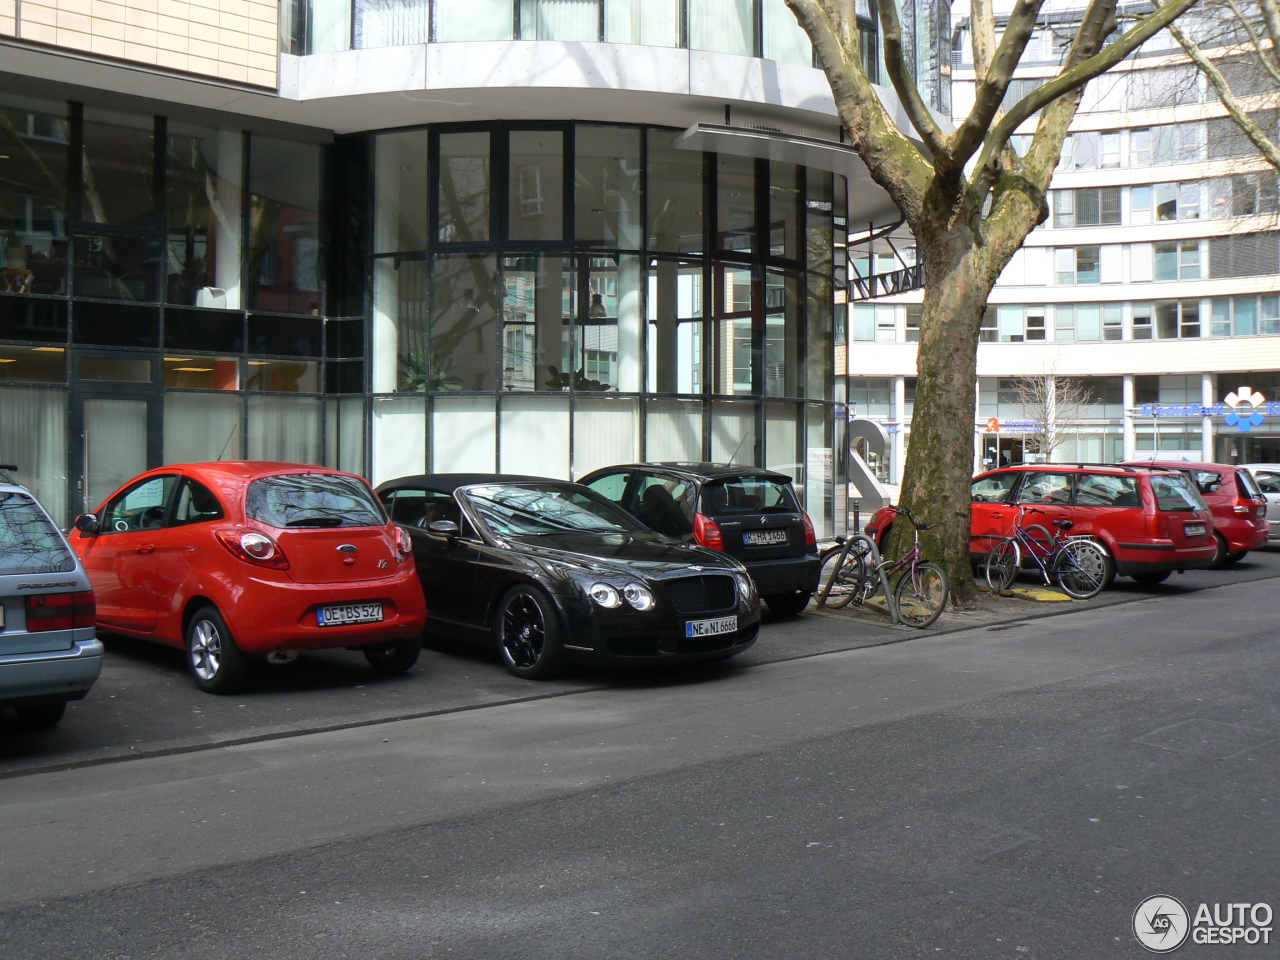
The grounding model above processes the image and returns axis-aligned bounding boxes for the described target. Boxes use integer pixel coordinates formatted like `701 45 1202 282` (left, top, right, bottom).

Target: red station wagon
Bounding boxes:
1122 461 1268 567
72 462 427 693
866 464 1217 587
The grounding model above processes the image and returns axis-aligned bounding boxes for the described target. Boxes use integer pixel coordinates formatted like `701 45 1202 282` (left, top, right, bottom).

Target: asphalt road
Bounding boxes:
0 561 1277 957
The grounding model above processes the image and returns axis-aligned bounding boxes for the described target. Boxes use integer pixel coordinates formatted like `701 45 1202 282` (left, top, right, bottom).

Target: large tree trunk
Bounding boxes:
886 217 996 604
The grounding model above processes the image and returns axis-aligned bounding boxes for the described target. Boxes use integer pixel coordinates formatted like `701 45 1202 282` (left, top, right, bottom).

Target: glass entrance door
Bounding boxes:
83 397 150 512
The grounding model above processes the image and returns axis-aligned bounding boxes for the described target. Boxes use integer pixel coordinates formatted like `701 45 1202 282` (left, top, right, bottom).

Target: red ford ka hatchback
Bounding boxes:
72 462 427 694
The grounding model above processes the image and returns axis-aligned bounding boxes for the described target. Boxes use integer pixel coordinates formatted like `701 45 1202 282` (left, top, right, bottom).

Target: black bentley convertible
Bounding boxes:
374 474 761 678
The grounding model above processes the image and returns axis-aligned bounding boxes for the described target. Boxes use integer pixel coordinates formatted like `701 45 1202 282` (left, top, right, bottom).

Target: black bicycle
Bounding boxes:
982 505 1112 600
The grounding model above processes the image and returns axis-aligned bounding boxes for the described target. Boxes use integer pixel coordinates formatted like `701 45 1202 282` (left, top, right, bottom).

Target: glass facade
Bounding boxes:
371 121 844 533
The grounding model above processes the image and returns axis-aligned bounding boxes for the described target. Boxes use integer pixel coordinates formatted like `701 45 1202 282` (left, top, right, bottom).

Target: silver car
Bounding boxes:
0 467 103 729
1240 465 1280 542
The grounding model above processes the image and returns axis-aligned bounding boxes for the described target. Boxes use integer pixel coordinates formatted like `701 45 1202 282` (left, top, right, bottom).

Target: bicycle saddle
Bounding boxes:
1054 519 1074 530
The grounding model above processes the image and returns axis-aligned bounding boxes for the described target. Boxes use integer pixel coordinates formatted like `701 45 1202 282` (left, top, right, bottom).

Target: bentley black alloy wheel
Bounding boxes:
496 585 566 680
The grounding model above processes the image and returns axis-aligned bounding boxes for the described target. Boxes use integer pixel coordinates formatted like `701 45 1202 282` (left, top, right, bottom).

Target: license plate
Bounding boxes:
317 602 384 627
686 616 737 638
744 530 788 546
1184 522 1206 536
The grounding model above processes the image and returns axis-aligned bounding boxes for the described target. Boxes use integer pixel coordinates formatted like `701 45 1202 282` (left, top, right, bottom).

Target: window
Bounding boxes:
1132 302 1153 340
1055 187 1121 227
438 131 491 244
508 130 564 242
905 305 921 342
434 0 513 41
604 0 680 46
1130 127 1151 166
631 474 693 536
520 0 599 40
689 0 755 57
1054 304 1101 341
1150 473 1206 512
245 473 384 528
246 136 323 315
1155 241 1201 280
1103 303 1123 340
172 478 225 526
1130 185 1151 225
1262 294 1280 335
1026 308 1046 341
1056 245 1100 284
583 471 630 503
1209 232 1280 279
1154 299 1200 339
1100 132 1121 169
980 306 997 342
1075 474 1139 507
167 122 243 308
971 473 1018 503
101 476 178 533
0 492 74 575
997 305 1024 341
875 304 896 342
576 125 642 248
1016 472 1072 505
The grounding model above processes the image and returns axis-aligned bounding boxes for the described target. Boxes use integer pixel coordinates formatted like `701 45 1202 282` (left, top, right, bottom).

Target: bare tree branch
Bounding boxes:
1168 15 1280 171
970 0 1000 80
950 0 1049 168
1222 0 1280 88
876 0 950 158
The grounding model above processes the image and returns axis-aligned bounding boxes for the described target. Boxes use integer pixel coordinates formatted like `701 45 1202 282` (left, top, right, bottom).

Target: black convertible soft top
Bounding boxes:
374 473 561 496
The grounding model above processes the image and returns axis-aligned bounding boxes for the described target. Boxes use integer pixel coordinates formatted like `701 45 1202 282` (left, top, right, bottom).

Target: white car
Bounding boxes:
1240 465 1280 542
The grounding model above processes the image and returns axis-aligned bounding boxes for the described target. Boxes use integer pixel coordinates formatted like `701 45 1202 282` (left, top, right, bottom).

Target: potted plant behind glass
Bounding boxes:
1 230 28 271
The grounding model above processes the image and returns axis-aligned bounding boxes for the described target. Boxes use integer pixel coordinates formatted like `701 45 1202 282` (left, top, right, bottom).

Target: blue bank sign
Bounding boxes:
1139 387 1272 432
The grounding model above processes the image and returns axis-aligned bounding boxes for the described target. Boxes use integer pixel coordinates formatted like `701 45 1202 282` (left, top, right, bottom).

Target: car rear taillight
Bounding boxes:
215 528 290 569
394 524 412 561
25 591 95 631
801 510 817 547
693 513 724 550
1233 498 1254 515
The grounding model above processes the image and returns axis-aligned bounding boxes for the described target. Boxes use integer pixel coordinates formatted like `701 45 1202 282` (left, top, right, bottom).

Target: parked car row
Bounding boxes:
866 459 1273 587
1 459 825 720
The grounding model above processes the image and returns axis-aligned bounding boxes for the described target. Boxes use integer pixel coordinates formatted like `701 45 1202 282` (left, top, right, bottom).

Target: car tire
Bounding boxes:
13 702 66 730
186 605 250 695
1225 550 1248 564
1208 533 1229 570
363 636 423 675
763 592 811 618
495 584 567 680
1130 570 1171 586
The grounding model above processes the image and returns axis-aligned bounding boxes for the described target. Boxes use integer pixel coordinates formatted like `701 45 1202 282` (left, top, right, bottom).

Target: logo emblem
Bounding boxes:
1133 895 1190 953
1224 386 1267 432
337 544 357 553
377 559 389 568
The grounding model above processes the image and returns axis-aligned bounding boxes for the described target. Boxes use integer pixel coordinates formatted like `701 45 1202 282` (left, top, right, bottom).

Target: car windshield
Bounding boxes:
245 474 385 528
0 492 75 576
701 477 799 515
1150 473 1207 512
465 483 647 537
1237 469 1263 498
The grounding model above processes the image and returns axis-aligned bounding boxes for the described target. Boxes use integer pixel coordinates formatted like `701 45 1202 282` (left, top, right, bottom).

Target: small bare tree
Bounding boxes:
1012 375 1096 462
1164 0 1280 172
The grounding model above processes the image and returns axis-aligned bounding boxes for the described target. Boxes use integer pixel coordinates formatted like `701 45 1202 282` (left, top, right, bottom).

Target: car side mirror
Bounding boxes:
428 519 460 538
74 513 99 535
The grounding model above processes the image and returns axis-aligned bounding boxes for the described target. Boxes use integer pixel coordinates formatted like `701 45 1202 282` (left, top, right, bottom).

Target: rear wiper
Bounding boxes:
285 516 345 527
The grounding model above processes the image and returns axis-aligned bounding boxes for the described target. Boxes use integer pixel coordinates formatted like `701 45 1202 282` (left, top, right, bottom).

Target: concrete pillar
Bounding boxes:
892 375 906 485
1122 374 1136 461
1202 372 1216 461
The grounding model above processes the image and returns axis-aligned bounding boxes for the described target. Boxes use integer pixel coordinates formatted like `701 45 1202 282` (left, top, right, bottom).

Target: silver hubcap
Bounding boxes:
190 619 222 681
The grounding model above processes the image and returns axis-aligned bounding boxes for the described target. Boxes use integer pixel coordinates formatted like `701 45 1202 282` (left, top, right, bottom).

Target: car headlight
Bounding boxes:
588 582 621 608
622 583 655 611
733 571 755 601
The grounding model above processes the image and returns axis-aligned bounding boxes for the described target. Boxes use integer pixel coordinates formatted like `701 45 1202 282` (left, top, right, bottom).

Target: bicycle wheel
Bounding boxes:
983 538 1021 592
893 562 948 628
1052 539 1113 600
818 540 872 609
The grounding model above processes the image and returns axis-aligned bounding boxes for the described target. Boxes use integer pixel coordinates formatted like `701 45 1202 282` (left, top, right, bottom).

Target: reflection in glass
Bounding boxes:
646 260 703 393
647 129 703 255
72 235 161 301
521 0 598 40
430 254 500 391
764 270 800 398
167 123 243 307
434 0 513 40
806 271 832 400
576 125 641 248
246 136 323 315
0 344 66 382
165 392 243 463
717 155 755 253
714 265 753 396
806 402 832 537
769 161 801 260
81 108 155 229
508 131 563 242
375 257 427 392
762 0 812 65
81 356 152 382
689 0 754 56
578 255 641 392
375 130 429 254
501 256 572 391
805 169 834 271
604 0 679 45
0 93 69 293
438 132 490 243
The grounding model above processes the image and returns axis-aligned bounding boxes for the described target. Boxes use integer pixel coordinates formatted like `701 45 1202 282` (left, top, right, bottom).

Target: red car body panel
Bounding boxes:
865 464 1218 578
1122 461 1268 554
73 461 427 656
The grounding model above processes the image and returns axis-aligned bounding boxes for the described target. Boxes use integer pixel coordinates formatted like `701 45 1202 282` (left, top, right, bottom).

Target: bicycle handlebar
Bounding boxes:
893 505 936 531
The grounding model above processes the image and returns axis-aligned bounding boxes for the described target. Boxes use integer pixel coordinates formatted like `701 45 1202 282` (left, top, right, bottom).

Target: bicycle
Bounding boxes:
818 505 949 628
982 505 1112 600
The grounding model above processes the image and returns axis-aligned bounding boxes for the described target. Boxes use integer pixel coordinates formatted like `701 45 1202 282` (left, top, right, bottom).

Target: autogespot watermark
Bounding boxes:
1133 896 1273 952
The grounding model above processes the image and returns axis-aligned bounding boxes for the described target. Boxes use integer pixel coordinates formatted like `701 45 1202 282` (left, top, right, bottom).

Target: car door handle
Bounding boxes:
136 544 155 554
